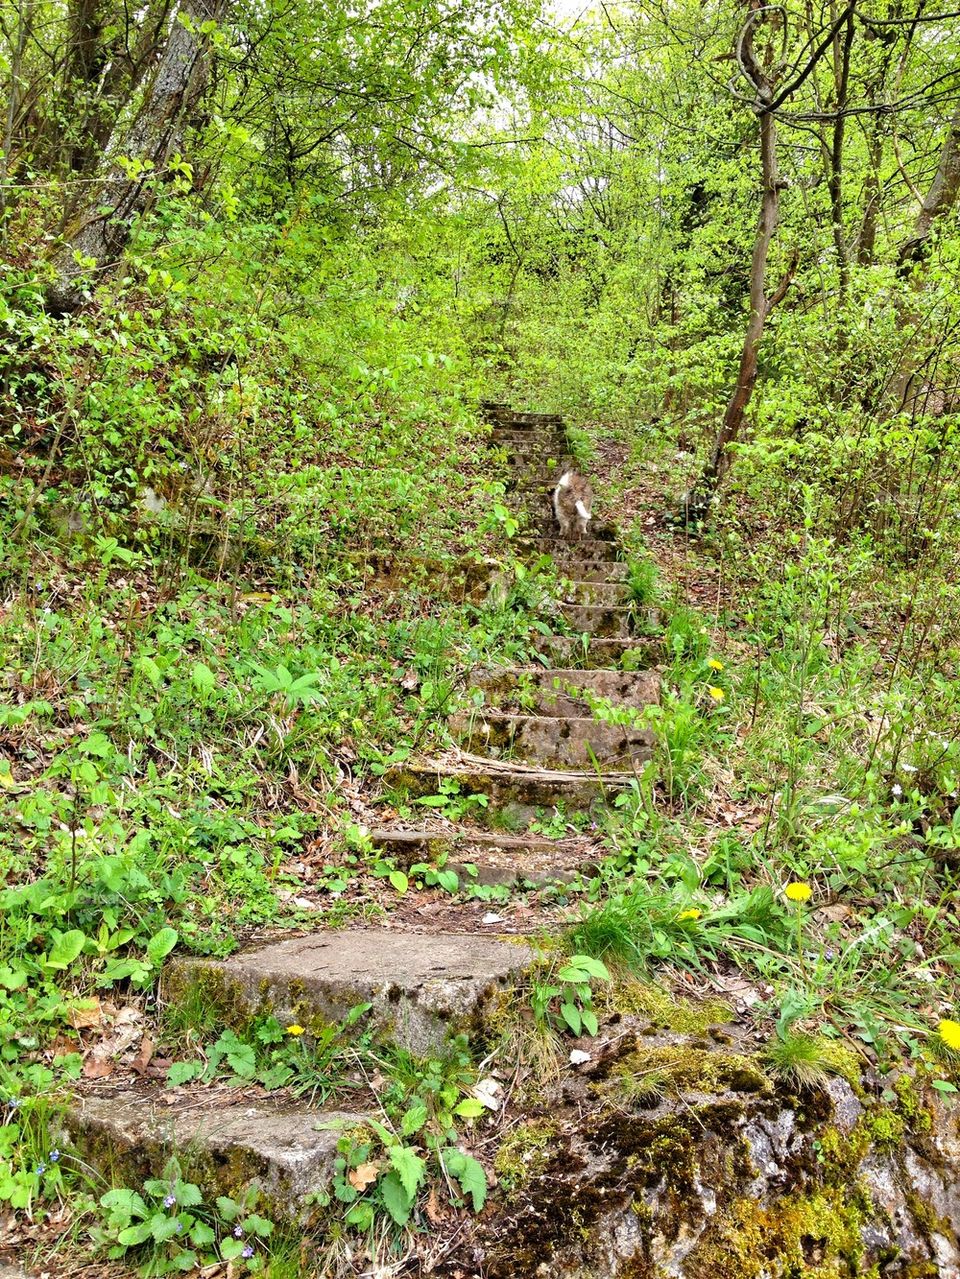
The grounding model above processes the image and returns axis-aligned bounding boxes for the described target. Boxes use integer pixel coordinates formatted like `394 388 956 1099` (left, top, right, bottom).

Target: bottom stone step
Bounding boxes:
68 1086 357 1215
370 827 595 886
166 928 533 1054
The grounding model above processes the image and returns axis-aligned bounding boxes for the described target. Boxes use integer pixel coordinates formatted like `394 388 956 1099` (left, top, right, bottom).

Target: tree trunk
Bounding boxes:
45 0 226 312
683 33 790 521
897 102 960 272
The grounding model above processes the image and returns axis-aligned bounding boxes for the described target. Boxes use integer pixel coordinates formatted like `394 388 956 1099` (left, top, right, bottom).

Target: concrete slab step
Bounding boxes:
452 711 655 768
560 603 633 638
385 755 640 826
531 636 663 668
516 536 619 561
369 827 594 886
166 928 533 1055
68 1086 358 1215
469 667 660 717
563 580 631 606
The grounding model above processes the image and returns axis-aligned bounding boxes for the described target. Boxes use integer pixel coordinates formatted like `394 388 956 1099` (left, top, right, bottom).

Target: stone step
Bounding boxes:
469 667 660 717
563 580 631 606
452 711 655 768
165 928 533 1055
531 636 663 668
68 1087 358 1217
560 603 633 638
490 433 568 454
564 560 630 582
385 755 640 826
369 827 594 886
516 536 619 561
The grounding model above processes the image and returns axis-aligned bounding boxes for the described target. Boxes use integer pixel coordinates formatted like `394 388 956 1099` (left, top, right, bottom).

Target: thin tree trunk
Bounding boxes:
0 0 34 231
684 52 791 518
45 0 226 312
897 102 960 271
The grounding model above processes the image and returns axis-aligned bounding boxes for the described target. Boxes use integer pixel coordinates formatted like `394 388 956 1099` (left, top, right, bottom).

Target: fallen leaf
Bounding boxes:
68 998 102 1030
131 1035 155 1075
471 1078 502 1110
82 1053 113 1080
348 1161 381 1191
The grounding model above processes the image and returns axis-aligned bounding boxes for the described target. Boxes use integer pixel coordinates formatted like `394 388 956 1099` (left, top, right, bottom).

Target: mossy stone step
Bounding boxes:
560 603 633 638
562 580 631 606
369 827 594 886
385 756 640 826
516 538 618 563
68 1087 359 1217
469 667 660 717
451 710 655 768
531 635 663 669
165 928 533 1055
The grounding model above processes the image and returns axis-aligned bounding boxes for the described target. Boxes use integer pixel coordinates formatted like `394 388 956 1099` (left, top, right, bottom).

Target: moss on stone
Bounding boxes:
493 1119 559 1199
594 1042 772 1101
604 980 733 1034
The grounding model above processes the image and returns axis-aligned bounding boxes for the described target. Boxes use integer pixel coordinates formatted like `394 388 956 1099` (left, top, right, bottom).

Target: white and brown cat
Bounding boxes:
552 470 593 538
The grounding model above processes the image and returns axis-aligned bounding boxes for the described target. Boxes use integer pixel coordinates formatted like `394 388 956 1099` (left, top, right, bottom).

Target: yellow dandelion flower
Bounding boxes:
784 882 812 903
707 658 724 672
286 1024 306 1037
939 1019 960 1052
677 908 702 922
707 686 725 702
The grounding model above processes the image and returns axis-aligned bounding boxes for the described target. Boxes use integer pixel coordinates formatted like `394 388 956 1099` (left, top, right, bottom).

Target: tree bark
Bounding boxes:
45 0 226 312
897 102 960 271
683 12 792 521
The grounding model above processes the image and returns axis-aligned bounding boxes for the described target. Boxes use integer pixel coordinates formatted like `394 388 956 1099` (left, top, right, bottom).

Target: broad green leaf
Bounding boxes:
45 930 87 971
442 1149 487 1211
379 1170 413 1226
388 1145 426 1200
146 927 178 965
192 662 216 694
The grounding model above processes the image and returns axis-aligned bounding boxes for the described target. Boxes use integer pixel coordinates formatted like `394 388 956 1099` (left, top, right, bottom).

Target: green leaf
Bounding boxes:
388 1145 426 1200
379 1170 413 1226
345 1200 374 1230
117 1221 154 1246
176 1182 203 1207
146 927 178 965
400 1101 429 1136
220 1235 244 1259
931 1079 959 1094
246 1213 274 1237
388 870 409 894
215 1195 239 1221
137 655 162 687
442 1149 487 1211
45 929 87 971
453 1098 486 1119
190 1221 216 1246
151 1213 183 1241
560 1002 582 1035
166 1060 202 1087
581 1008 599 1036
192 662 216 694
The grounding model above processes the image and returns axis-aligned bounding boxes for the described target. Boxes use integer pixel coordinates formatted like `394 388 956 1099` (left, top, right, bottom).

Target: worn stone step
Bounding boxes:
369 827 594 886
565 560 630 582
517 536 619 561
452 710 654 769
165 928 533 1055
491 435 568 455
469 667 660 717
385 755 640 826
560 603 633 638
532 635 663 668
68 1086 358 1216
562 580 631 606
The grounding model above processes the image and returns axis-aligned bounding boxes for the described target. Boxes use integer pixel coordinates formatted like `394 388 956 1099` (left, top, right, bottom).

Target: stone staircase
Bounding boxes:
65 402 662 1221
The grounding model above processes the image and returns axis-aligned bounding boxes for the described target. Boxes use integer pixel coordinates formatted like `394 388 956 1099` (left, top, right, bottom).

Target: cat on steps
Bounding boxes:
553 470 593 538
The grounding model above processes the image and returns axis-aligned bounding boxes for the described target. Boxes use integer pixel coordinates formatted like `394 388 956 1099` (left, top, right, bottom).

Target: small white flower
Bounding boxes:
902 763 918 773
891 783 902 797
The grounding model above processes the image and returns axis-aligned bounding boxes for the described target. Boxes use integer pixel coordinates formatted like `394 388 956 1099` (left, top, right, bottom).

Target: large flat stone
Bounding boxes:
470 667 660 717
560 603 633 638
562 580 631 606
385 756 640 825
516 536 620 561
452 711 655 768
167 929 533 1054
68 1086 357 1213
531 636 662 668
